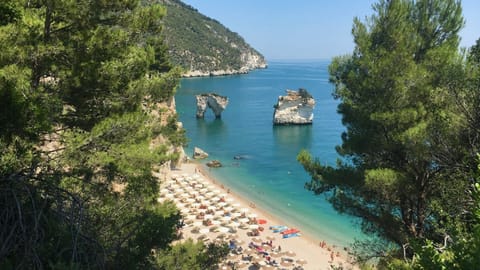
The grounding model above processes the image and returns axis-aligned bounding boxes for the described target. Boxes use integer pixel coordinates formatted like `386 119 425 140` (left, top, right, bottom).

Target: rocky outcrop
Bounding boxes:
206 160 222 168
193 147 209 159
273 89 315 125
196 93 229 118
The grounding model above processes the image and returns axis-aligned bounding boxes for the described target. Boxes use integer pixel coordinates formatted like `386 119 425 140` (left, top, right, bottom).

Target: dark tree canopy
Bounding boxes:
0 1 224 269
298 0 479 265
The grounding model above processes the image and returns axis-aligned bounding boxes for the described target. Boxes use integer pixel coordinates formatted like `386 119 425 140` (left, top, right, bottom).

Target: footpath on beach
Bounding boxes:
156 162 358 270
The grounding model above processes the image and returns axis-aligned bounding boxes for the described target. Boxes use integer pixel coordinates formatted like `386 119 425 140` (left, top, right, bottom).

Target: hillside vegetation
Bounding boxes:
159 0 267 76
0 1 228 268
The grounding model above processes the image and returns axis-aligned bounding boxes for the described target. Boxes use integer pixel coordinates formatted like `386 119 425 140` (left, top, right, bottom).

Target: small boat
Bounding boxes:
273 226 288 233
280 228 300 235
269 225 284 230
258 219 267 224
283 233 301 239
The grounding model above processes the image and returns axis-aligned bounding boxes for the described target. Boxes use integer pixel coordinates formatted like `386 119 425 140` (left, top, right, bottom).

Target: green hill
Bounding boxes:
158 0 267 76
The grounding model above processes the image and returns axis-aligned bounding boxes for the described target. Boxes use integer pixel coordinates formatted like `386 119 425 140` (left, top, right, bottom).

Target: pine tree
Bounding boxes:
298 0 467 262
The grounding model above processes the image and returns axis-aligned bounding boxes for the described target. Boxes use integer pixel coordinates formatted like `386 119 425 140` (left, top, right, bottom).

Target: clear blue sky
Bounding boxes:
181 0 480 60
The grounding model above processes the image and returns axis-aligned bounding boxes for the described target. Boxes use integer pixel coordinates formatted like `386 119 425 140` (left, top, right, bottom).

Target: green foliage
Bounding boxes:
298 0 475 264
0 0 192 269
158 0 265 73
155 239 229 270
408 159 480 270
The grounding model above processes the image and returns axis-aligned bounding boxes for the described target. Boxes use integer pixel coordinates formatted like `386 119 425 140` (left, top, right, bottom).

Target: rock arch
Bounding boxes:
196 93 229 118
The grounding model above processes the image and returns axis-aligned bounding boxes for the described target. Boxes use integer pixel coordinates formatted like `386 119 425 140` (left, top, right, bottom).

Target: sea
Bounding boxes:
174 60 367 247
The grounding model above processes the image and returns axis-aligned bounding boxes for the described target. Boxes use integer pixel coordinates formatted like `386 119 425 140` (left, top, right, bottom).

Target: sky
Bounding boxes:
181 0 480 60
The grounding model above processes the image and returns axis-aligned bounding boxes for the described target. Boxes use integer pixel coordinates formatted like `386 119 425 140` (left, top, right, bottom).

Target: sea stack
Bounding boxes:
273 88 315 125
196 93 229 118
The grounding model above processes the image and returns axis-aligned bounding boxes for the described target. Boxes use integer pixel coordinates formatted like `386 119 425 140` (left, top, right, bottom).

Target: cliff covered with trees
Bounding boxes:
158 0 267 77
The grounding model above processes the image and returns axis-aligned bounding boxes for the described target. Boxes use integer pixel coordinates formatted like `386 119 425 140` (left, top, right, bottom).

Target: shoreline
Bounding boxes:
163 160 358 270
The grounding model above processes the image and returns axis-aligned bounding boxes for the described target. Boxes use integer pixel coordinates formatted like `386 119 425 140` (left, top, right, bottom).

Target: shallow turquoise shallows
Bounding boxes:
175 60 367 247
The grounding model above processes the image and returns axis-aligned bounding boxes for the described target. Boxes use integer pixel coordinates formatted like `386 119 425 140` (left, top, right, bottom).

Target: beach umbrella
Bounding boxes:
192 202 201 208
226 197 234 202
232 212 242 218
224 206 234 212
252 237 262 243
190 226 200 233
222 216 232 222
285 250 296 257
199 228 210 234
207 205 216 211
240 208 249 213
218 226 230 233
249 224 259 230
248 213 258 219
227 252 239 261
239 218 250 224
228 233 238 239
232 203 241 207
216 233 227 239
218 202 227 207
251 256 263 263
197 234 208 241
204 214 213 220
243 248 255 255
236 261 249 269
211 220 221 225
270 252 282 258
266 235 275 241
280 260 293 267
193 221 203 227
185 214 196 220
296 259 307 265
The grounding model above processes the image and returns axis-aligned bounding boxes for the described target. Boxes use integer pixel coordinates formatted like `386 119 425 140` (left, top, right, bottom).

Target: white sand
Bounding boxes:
157 162 358 270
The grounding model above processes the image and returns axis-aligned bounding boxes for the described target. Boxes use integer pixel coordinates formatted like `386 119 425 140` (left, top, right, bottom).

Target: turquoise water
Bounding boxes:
175 60 366 247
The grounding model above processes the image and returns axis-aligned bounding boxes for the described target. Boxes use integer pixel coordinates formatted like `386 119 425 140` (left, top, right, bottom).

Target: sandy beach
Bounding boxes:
156 162 358 270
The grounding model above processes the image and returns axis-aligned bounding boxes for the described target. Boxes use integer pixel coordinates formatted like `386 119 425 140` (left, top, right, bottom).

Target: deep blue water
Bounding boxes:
175 60 366 247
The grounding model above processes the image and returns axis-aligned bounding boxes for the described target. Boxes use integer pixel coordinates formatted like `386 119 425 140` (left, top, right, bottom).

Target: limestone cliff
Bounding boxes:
273 89 315 125
151 96 187 171
196 93 229 118
159 0 267 77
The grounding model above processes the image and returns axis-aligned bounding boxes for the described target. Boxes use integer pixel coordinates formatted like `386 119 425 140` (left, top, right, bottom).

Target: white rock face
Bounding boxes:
273 89 315 125
182 52 267 78
196 93 229 118
193 147 209 159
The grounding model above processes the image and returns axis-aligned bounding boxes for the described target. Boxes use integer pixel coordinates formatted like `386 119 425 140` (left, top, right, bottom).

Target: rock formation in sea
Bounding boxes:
193 146 209 159
206 160 222 168
273 88 315 125
196 93 229 119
